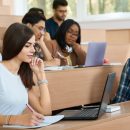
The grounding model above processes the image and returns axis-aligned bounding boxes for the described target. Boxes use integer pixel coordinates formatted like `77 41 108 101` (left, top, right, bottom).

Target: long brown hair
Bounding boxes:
2 23 34 89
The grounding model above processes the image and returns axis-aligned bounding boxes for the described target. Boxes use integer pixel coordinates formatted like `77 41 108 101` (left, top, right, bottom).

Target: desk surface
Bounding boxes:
42 101 130 130
1 101 130 130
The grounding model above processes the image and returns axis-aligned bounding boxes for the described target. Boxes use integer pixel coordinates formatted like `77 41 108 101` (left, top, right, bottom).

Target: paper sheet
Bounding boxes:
44 66 76 71
3 115 64 129
44 66 64 71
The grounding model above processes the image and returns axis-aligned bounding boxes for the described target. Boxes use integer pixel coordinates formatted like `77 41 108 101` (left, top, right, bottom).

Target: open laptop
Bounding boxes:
58 72 115 120
84 42 107 67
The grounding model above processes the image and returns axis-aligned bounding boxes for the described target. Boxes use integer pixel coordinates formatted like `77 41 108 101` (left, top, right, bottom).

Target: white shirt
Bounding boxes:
0 63 28 115
0 53 2 61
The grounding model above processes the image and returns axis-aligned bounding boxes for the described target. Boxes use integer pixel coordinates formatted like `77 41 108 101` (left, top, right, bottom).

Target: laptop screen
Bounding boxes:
84 42 107 67
57 72 115 120
97 72 116 117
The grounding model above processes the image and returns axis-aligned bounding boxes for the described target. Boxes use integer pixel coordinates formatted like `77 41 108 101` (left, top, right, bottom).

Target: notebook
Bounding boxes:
84 42 107 67
58 72 115 120
3 115 64 129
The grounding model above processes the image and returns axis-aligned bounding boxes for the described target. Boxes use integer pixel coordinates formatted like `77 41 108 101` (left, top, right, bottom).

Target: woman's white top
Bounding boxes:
0 53 2 61
0 63 28 115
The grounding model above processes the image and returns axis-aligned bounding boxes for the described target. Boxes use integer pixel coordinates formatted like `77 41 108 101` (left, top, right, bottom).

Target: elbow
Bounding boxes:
37 106 52 116
40 109 52 116
44 110 52 116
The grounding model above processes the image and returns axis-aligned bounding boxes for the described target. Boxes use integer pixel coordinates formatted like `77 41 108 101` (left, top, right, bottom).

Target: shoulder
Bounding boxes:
46 18 58 28
46 18 54 25
0 63 15 79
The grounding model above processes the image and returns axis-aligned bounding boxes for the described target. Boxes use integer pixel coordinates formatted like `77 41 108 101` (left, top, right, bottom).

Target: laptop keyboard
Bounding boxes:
73 108 99 117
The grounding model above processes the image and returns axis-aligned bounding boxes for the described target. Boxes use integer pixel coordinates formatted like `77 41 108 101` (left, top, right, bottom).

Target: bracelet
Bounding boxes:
37 79 48 86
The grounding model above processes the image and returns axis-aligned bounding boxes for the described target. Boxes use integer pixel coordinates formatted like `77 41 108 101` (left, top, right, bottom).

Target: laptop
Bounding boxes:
84 42 107 67
58 72 115 120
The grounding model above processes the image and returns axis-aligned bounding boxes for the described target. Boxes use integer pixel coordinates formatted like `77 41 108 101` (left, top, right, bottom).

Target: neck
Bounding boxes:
2 58 22 74
53 16 63 26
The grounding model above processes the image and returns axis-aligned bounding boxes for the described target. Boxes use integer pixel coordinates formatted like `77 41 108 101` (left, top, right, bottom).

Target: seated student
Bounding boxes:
112 58 130 103
27 8 52 43
22 12 60 66
0 23 52 126
46 19 86 66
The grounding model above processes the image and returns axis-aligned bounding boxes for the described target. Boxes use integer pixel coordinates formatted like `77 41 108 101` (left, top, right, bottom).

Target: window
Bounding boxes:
26 0 77 18
13 0 130 21
87 0 130 15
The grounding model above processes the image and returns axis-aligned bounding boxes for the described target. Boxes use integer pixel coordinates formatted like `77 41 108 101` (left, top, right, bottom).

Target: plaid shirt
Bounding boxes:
112 58 130 103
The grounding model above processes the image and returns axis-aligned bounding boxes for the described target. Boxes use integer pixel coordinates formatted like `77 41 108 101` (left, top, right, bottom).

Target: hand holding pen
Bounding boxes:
23 104 44 126
9 104 44 126
57 51 69 65
26 104 36 113
57 51 65 59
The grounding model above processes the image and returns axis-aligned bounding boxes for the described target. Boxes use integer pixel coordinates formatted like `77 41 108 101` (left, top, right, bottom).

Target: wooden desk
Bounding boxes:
46 65 123 111
1 101 130 130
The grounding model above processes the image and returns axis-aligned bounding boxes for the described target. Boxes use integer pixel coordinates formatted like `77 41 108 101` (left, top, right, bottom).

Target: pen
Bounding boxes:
57 52 65 59
26 104 35 113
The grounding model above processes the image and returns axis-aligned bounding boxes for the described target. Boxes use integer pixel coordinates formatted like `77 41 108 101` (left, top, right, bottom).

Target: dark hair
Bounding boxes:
54 19 81 49
2 23 34 89
53 0 68 9
22 12 46 26
29 7 44 14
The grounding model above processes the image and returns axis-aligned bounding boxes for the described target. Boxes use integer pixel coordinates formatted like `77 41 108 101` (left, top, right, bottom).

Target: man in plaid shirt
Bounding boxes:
112 58 130 103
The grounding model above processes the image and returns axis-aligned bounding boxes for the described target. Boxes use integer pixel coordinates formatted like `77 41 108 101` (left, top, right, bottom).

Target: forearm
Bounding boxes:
73 44 86 65
0 115 20 125
38 84 52 115
39 42 53 61
44 58 60 67
36 73 52 115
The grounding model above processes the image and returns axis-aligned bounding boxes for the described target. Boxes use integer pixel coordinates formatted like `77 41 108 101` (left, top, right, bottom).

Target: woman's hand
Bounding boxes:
37 33 51 45
71 42 78 48
67 39 77 46
29 57 46 80
44 32 51 42
10 112 44 126
37 35 45 46
103 58 110 64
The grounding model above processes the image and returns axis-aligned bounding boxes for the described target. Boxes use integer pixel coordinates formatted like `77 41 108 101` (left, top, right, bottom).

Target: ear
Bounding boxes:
27 23 32 28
